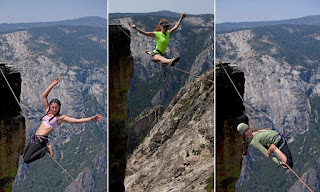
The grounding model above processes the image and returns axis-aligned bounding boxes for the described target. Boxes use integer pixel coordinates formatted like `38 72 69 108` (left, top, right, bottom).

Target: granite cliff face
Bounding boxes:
125 69 213 192
0 65 25 192
128 105 163 155
217 24 320 191
0 24 107 191
217 29 312 136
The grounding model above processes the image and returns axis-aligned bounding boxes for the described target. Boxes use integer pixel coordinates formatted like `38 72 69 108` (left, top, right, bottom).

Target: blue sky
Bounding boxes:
108 0 214 15
216 0 320 23
2 0 319 24
0 0 107 23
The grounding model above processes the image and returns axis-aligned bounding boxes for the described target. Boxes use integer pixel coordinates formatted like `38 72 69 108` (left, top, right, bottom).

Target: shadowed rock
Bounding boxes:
0 65 26 191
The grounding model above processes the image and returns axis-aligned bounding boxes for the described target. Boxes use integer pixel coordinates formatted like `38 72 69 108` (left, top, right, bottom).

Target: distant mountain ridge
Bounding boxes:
0 16 107 33
217 15 320 32
110 10 182 18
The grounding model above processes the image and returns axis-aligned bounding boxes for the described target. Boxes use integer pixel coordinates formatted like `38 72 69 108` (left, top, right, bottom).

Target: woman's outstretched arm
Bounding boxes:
169 13 187 34
59 114 103 124
128 23 155 37
42 78 60 110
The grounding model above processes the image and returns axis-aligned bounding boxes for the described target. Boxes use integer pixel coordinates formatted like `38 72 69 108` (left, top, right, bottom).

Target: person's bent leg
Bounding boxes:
280 143 293 168
23 140 48 164
152 54 172 64
273 147 287 165
23 141 32 159
27 147 48 163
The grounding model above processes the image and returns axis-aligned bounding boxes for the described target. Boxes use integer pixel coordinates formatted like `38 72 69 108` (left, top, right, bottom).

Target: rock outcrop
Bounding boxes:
109 25 134 192
125 69 213 192
216 63 247 191
128 105 163 155
0 64 25 192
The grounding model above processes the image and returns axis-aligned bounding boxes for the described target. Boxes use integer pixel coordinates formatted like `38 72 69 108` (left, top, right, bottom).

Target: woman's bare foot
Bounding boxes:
48 145 53 157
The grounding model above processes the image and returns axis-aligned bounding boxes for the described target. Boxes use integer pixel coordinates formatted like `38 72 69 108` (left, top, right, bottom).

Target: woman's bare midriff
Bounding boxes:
35 123 54 136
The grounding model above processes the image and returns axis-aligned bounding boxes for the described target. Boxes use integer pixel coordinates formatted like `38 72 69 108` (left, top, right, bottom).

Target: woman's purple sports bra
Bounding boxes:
42 115 60 130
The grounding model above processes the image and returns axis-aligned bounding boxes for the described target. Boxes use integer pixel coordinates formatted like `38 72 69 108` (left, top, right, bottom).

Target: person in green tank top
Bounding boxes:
237 123 293 169
128 13 186 66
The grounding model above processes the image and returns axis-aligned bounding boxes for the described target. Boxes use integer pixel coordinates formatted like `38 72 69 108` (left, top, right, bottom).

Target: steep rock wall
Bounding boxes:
216 63 247 192
0 65 25 192
128 105 163 155
109 25 134 192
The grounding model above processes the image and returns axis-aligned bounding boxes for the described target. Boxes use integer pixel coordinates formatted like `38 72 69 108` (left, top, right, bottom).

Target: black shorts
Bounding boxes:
23 134 49 164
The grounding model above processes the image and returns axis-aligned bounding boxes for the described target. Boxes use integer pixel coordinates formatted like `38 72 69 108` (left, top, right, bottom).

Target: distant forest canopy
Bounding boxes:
26 25 107 68
0 16 107 33
216 15 320 33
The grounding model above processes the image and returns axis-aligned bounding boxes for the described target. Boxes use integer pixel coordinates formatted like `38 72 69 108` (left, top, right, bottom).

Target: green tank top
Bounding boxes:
247 130 281 165
153 31 170 55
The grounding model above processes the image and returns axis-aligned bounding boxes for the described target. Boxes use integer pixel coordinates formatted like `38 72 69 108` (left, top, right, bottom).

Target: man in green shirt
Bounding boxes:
237 123 293 169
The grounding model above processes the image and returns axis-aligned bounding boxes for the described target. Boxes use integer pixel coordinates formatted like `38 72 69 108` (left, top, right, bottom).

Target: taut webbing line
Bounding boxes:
168 65 214 83
116 24 131 39
0 69 28 120
48 155 86 192
0 68 86 192
219 63 260 129
219 63 314 192
116 24 214 83
274 153 314 192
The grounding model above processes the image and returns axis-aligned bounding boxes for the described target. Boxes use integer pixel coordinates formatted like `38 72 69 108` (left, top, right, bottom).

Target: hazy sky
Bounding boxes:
108 0 214 15
0 0 107 23
216 0 320 23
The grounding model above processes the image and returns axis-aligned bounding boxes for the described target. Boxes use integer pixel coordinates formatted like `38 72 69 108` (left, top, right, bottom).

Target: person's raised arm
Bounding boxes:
128 22 155 37
169 13 186 34
59 114 103 124
42 78 60 111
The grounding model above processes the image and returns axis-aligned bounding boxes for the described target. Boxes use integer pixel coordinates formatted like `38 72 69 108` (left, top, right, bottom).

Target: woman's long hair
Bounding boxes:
154 19 171 31
39 99 61 122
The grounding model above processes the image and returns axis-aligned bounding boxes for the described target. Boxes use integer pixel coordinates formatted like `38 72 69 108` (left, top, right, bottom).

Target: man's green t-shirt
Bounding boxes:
153 31 170 55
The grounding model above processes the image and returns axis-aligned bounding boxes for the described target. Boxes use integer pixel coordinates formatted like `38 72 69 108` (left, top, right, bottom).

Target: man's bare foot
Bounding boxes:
48 145 53 157
280 161 288 169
